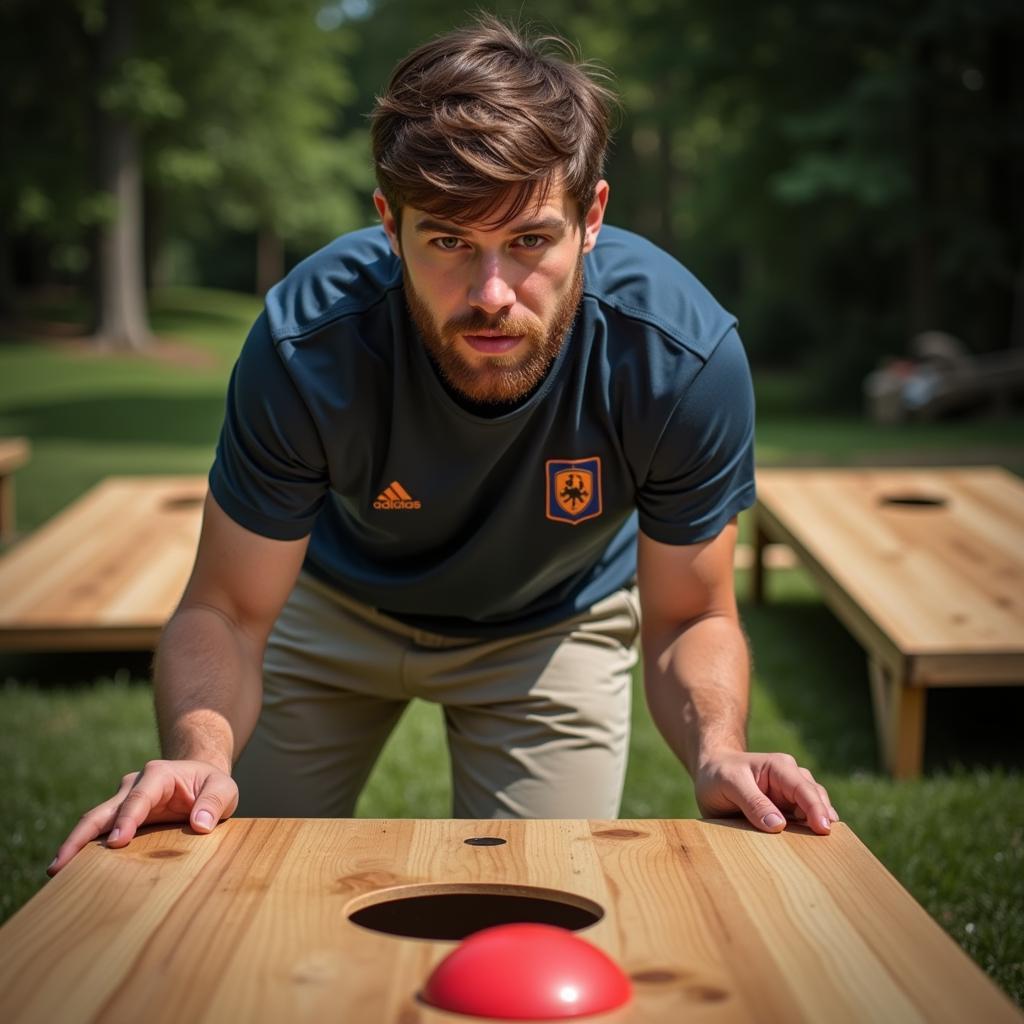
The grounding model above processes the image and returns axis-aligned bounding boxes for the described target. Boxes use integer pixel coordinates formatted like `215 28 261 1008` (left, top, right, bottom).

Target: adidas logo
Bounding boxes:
373 480 422 510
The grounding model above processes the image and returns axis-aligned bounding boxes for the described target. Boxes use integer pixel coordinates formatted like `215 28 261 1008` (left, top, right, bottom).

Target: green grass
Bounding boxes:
0 287 259 532
1 291 1022 1005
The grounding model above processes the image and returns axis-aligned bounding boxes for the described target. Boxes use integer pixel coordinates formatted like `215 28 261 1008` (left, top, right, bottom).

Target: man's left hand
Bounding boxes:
694 751 839 835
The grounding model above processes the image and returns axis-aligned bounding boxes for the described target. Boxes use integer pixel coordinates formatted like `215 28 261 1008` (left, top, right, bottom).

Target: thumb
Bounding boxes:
189 773 239 835
729 773 787 833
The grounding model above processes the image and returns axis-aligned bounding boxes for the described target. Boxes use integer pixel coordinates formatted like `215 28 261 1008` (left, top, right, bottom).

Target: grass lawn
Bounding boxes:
1 289 1022 1006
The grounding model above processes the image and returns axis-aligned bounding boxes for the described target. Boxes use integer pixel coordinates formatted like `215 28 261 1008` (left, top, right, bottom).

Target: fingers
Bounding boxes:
189 773 239 834
710 755 840 837
800 767 840 824
769 761 834 835
723 768 789 834
48 774 138 876
48 760 238 877
106 767 174 848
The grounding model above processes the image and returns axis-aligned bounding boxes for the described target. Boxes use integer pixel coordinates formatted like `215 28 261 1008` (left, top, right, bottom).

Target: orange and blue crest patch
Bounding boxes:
546 457 602 525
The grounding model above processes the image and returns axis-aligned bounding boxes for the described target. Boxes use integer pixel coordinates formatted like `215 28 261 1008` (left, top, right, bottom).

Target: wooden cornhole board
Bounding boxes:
0 818 1019 1023
0 436 31 542
0 473 790 653
751 466 1024 778
0 475 205 651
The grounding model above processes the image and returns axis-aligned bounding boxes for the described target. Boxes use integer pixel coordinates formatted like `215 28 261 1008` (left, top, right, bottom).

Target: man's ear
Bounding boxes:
373 189 402 259
581 180 610 254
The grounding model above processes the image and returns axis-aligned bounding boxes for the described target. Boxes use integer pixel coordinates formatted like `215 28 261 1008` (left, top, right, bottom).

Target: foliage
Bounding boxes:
299 0 1024 400
0 0 371 296
3 0 1023 381
142 0 373 249
0 0 99 253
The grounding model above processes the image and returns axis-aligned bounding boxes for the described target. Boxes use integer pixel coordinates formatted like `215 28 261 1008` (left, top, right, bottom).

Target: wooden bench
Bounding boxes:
0 437 31 543
0 476 205 651
752 467 1024 777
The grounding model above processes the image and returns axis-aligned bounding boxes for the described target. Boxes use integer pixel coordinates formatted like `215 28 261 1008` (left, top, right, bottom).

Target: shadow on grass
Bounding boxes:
743 598 1024 777
0 651 153 688
923 686 1024 772
742 600 876 774
152 305 252 334
2 394 227 445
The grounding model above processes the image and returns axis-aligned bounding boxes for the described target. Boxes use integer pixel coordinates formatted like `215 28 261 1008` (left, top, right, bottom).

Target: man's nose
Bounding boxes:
468 256 516 315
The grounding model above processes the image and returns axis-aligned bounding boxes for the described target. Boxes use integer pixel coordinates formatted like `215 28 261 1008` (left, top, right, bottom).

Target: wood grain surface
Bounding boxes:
754 467 1024 683
0 819 1019 1023
0 475 205 650
0 472 792 653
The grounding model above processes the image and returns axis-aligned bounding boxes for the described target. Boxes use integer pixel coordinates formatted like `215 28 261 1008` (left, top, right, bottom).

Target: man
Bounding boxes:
50 17 836 875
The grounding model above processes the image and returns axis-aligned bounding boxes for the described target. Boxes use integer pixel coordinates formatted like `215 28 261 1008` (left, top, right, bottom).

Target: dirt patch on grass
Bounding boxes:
0 320 218 370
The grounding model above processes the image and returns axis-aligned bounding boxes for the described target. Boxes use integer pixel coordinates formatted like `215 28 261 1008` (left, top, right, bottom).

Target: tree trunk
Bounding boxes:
91 0 151 351
256 228 284 297
0 227 13 315
144 184 165 290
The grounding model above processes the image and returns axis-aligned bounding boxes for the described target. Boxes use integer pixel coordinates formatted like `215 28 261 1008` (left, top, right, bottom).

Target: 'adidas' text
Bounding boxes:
374 480 421 510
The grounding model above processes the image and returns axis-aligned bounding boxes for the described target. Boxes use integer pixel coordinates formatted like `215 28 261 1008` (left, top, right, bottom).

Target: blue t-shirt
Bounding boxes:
209 225 756 637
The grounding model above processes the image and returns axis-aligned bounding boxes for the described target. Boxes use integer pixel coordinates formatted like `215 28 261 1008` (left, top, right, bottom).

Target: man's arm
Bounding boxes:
637 518 838 835
48 493 309 874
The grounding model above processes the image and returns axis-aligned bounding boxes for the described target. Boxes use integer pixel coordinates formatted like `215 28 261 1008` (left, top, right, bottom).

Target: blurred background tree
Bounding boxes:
2 0 1022 400
1 0 368 347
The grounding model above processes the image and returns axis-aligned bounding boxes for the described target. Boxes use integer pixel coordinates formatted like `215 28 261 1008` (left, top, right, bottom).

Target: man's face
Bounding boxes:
375 179 609 405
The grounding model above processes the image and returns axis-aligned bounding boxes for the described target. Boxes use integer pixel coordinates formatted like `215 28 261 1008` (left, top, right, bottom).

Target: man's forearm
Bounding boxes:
642 613 750 775
152 605 266 773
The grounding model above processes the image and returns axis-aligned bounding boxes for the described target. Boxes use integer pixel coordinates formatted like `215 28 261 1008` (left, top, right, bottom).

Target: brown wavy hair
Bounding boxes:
370 15 617 229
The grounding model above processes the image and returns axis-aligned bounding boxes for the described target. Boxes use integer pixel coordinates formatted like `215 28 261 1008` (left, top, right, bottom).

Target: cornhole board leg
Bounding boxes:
869 655 926 779
751 517 768 605
0 474 14 543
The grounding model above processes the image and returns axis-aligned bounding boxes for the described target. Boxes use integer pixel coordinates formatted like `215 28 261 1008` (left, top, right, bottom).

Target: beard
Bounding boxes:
403 251 584 407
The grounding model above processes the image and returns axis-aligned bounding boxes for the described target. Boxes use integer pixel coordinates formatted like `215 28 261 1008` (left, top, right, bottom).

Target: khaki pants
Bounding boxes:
234 571 640 819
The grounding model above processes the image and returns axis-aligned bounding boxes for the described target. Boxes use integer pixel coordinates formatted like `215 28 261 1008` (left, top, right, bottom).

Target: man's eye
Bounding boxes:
518 235 545 249
434 237 462 251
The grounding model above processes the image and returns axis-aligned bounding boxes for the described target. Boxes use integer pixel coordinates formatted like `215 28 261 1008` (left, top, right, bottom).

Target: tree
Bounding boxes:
93 0 152 350
145 0 370 296
0 0 99 311
0 0 371 335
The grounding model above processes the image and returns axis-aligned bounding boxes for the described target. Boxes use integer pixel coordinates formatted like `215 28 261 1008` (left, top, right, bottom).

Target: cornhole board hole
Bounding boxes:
1 819 1019 1023
0 476 206 651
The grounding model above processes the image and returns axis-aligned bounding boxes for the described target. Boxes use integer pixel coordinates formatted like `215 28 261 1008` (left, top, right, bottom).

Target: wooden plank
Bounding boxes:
0 476 205 651
754 466 1023 774
750 518 767 604
0 821 224 1024
761 473 989 654
0 819 1019 1023
0 436 30 542
912 652 1024 686
755 467 1024 679
0 626 167 652
869 656 926 778
705 819 1017 1022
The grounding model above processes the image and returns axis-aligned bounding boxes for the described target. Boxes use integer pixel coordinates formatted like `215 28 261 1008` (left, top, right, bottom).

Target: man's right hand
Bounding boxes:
47 759 238 876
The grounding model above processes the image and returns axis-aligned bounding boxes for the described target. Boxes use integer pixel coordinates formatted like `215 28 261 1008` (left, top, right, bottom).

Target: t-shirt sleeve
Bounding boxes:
208 311 329 540
636 326 756 545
